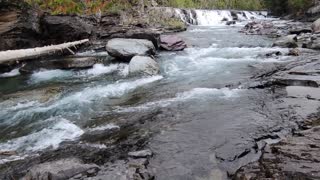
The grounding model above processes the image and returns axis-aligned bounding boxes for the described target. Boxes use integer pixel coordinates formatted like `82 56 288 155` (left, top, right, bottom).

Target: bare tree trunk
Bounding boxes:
0 39 89 64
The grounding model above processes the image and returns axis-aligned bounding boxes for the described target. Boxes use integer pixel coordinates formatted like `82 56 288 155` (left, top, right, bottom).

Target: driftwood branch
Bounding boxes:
0 39 89 64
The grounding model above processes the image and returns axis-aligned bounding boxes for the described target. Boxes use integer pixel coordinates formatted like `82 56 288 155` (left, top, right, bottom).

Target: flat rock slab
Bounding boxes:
20 57 98 74
286 86 320 100
23 158 99 180
235 125 320 179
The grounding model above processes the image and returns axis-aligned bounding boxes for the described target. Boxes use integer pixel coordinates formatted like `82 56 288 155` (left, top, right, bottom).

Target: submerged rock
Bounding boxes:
106 38 156 61
265 51 282 57
23 158 99 180
160 35 187 51
20 57 98 74
226 20 236 26
128 149 153 158
272 35 298 48
129 56 160 76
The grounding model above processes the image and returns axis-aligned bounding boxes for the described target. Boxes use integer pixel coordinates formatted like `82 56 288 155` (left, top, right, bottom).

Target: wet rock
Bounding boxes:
305 35 320 49
129 56 160 76
128 149 153 158
1 85 64 104
160 35 187 51
312 18 320 33
265 51 282 57
23 158 99 180
226 20 236 26
235 125 320 180
240 21 277 36
286 86 320 100
109 29 161 49
86 158 154 180
106 38 156 61
287 48 300 56
42 15 93 44
20 57 98 74
272 35 298 48
289 27 312 35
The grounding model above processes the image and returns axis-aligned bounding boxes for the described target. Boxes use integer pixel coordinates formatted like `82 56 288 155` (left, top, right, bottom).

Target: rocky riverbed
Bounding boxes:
0 3 320 180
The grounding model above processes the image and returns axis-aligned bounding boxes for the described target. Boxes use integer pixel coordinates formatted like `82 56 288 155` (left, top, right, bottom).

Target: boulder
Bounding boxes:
129 56 160 76
312 18 320 33
109 29 161 49
272 35 298 48
106 38 156 61
23 158 99 180
160 35 187 51
20 57 98 74
288 48 300 56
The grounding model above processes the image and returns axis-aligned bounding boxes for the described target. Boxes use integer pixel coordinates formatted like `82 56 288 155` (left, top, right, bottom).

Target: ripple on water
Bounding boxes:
0 117 84 152
116 88 242 113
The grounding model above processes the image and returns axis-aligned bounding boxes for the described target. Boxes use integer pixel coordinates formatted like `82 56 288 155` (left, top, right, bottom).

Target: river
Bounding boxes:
0 10 293 179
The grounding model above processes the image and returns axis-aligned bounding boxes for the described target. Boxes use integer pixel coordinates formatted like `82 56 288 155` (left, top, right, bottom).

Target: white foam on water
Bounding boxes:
88 123 120 132
87 64 119 76
0 68 20 78
4 76 163 123
0 118 84 152
29 69 72 83
116 88 242 113
195 10 232 26
75 50 109 57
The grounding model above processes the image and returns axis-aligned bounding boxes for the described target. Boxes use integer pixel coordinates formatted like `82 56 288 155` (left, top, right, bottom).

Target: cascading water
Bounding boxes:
175 8 268 26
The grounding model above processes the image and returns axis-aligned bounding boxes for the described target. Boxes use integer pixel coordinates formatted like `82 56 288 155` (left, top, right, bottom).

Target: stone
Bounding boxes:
312 18 320 33
265 51 282 57
106 38 156 61
226 20 236 26
20 57 98 74
23 158 99 180
128 149 153 158
287 48 300 56
289 27 312 35
129 56 160 76
272 35 298 48
160 35 187 51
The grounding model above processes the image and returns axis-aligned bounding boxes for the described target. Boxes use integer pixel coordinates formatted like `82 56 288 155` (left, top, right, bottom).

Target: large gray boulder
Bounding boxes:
23 158 99 180
312 18 320 33
106 38 156 61
129 56 160 76
272 35 298 48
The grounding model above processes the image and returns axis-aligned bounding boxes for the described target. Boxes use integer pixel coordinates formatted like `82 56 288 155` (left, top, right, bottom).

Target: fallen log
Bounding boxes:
0 39 89 64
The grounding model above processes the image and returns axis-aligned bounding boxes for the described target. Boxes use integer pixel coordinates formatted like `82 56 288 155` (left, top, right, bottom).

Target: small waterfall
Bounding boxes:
175 9 267 26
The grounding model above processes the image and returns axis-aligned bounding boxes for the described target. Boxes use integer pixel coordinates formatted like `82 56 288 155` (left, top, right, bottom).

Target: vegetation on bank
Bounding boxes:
8 0 316 16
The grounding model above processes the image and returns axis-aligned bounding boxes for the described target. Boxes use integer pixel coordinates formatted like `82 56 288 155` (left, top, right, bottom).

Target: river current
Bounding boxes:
0 10 292 179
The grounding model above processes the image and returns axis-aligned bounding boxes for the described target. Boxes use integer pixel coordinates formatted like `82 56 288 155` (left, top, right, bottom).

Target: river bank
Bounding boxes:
0 3 320 180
